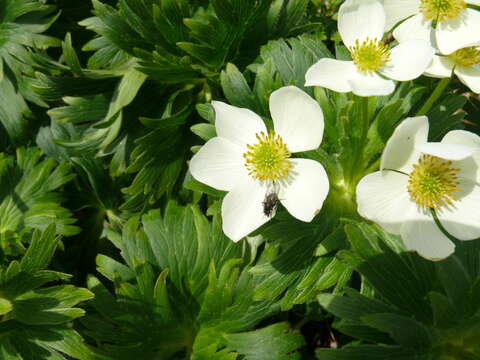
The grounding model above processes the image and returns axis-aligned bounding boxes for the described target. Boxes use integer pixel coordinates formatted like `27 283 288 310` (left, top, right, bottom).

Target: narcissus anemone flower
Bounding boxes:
305 0 434 97
425 45 480 93
189 86 329 242
356 116 480 260
384 0 480 55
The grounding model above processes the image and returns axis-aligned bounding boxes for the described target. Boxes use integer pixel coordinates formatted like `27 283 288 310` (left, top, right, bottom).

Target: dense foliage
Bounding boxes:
1 0 479 359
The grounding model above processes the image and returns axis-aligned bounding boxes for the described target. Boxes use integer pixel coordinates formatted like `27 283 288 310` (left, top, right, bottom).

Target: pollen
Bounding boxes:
448 46 480 67
420 0 466 22
407 154 460 209
243 130 292 181
350 38 390 73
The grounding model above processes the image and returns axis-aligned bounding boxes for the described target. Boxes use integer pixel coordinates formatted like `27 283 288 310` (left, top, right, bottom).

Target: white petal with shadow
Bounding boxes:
356 170 414 234
348 71 395 97
380 40 434 81
212 101 266 147
417 142 479 160
270 86 324 153
189 137 246 191
279 159 329 222
401 214 455 261
437 179 480 240
424 55 454 78
393 14 433 44
338 0 386 48
436 9 480 55
381 116 428 173
383 0 420 30
221 178 270 242
455 65 480 93
305 59 356 93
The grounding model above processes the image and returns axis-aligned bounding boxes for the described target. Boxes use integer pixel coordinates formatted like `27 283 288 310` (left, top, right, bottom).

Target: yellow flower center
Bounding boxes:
350 38 390 73
448 46 480 67
420 0 466 22
243 130 292 181
408 154 460 209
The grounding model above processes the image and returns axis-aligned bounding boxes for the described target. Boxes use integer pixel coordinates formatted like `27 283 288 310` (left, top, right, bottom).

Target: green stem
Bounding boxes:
347 96 370 185
416 77 451 116
361 96 369 142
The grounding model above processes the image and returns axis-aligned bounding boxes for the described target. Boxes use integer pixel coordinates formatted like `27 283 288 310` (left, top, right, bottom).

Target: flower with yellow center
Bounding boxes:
305 0 434 97
384 0 480 55
425 46 480 93
189 86 329 242
357 116 480 261
243 131 292 181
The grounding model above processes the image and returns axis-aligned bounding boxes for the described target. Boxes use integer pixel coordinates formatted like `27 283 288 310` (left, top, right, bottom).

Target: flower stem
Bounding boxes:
416 77 451 116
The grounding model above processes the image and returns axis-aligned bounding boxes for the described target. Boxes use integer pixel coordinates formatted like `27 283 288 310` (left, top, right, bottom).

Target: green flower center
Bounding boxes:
350 38 390 73
448 47 480 67
243 131 292 181
420 0 466 22
408 154 460 209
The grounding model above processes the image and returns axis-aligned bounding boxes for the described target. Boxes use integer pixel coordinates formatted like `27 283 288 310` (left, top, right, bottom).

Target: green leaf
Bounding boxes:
0 297 13 315
362 313 433 350
19 225 57 273
225 322 305 360
221 63 259 110
0 148 78 257
62 33 83 76
316 345 419 360
191 123 217 141
436 255 472 316
259 34 331 92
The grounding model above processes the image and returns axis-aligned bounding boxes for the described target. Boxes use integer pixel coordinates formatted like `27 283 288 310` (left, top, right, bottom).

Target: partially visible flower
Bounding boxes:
189 86 329 242
305 0 434 97
384 0 480 55
424 45 480 93
356 116 480 260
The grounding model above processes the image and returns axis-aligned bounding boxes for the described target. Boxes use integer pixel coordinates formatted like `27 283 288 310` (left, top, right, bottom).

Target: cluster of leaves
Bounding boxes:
0 0 479 359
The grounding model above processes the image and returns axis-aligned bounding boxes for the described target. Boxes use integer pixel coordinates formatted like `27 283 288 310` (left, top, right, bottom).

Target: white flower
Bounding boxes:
424 45 480 93
356 116 480 260
189 86 330 242
305 0 434 97
384 0 480 55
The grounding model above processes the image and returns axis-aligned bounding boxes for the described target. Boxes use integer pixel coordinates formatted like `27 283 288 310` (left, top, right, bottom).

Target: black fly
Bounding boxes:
262 192 279 217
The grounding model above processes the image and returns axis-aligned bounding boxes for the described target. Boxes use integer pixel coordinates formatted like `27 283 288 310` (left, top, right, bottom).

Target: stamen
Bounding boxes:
420 0 466 22
448 47 480 67
243 130 292 181
349 38 390 73
408 154 460 209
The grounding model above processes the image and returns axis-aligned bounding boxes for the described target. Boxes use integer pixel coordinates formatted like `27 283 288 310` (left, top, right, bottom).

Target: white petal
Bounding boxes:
424 55 454 78
383 0 420 31
269 86 324 153
401 215 455 261
393 14 433 44
305 59 356 93
417 142 479 160
442 130 480 181
436 9 480 55
356 170 414 234
381 116 429 173
279 159 329 222
380 40 435 81
189 137 247 191
338 0 386 48
442 129 480 148
437 179 480 240
221 178 270 242
212 101 266 147
467 0 480 4
348 71 395 97
455 65 480 93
